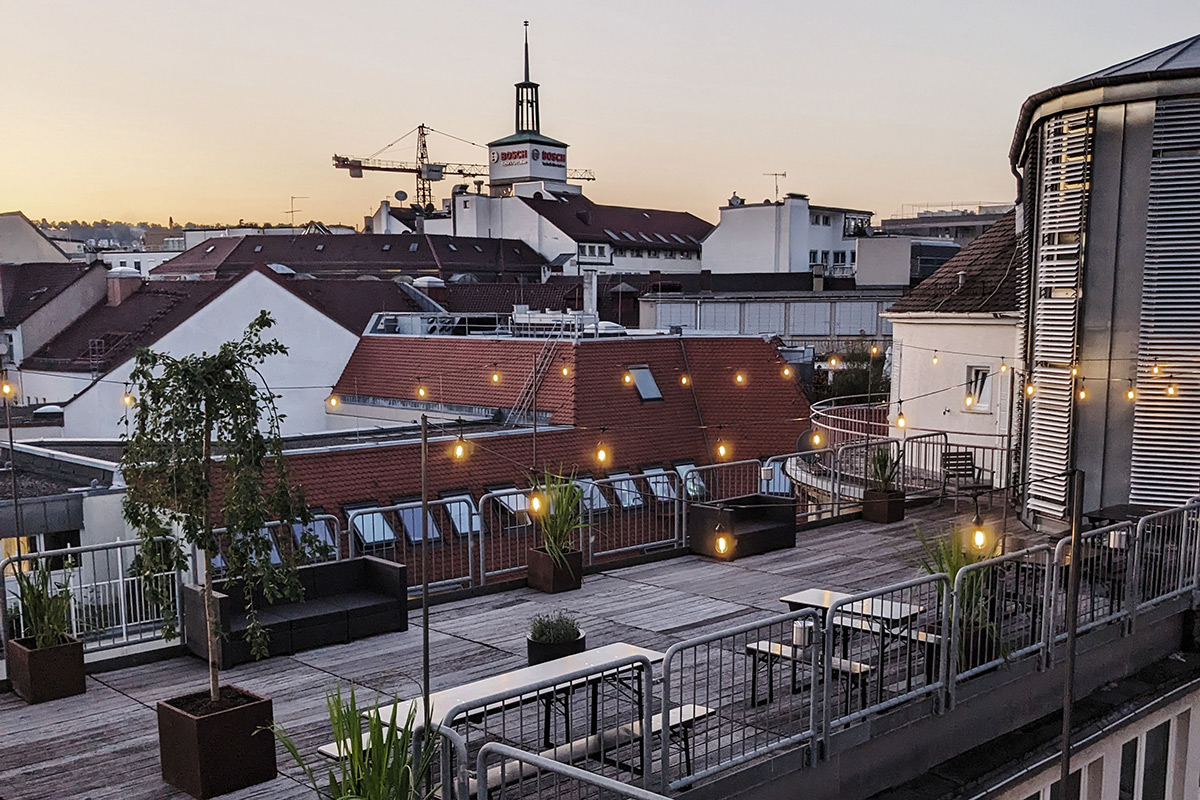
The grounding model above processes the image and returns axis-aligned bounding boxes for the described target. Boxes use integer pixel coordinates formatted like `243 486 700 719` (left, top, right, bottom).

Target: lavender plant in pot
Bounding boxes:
526 611 586 666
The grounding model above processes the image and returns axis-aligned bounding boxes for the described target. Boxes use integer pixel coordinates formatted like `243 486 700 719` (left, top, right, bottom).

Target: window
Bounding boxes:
700 302 740 332
119 260 127 268
850 250 857 265
626 365 663 400
494 489 532 525
348 507 397 545
608 473 644 508
743 302 785 334
315 244 325 252
676 463 708 500
822 214 831 226
763 461 790 494
441 494 480 537
966 366 992 411
809 250 819 265
474 245 483 253
448 243 457 252
614 248 627 257
42 529 82 570
576 479 610 513
632 249 643 258
1115 720 1173 800
790 302 832 336
291 517 336 555
833 252 847 265
1119 738 1138 800
657 302 697 329
681 251 693 259
642 468 677 500
397 502 441 543
409 242 419 252
462 199 470 209
648 250 660 258
664 250 676 259
834 301 878 336
205 245 215 253
821 250 830 264
134 260 141 270
1143 721 1169 800
254 527 284 564
810 213 819 225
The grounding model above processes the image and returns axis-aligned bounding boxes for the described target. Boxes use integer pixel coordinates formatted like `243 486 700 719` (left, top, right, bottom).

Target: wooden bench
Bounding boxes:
745 640 871 710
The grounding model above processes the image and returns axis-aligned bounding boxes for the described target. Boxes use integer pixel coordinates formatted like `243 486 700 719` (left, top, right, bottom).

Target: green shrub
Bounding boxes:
13 561 73 649
528 611 581 644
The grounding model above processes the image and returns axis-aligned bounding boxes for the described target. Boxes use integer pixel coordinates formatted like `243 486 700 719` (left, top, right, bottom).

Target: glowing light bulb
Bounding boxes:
715 535 729 555
327 395 339 409
1078 386 1087 401
973 529 986 550
680 375 690 386
453 441 466 459
782 366 792 378
1127 384 1137 402
1026 383 1037 397
561 366 570 377
829 356 839 368
896 411 906 429
1168 381 1178 397
530 494 542 514
122 392 136 407
596 446 608 463
623 373 633 384
716 440 728 458
734 373 745 385
811 432 822 447
964 394 975 408
1000 361 1008 373
1153 364 1161 375
871 345 879 356
1071 365 1078 377
0 382 12 397
417 386 427 399
931 351 939 366
491 371 501 384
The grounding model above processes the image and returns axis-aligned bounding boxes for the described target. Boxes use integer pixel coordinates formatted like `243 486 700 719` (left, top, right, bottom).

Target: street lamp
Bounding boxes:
1 377 23 566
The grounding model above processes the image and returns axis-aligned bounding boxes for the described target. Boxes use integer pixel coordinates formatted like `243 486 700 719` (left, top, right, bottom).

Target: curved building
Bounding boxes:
1013 35 1200 518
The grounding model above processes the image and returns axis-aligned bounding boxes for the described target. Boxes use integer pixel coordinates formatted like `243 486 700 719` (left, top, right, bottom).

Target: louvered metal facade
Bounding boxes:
1024 110 1094 517
1130 98 1200 504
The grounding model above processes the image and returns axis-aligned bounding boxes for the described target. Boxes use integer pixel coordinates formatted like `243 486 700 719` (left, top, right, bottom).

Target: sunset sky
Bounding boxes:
3 1 1198 228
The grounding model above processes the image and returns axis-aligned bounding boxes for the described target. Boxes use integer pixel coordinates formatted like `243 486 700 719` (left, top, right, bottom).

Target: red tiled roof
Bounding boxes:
308 335 809 513
0 262 97 327
885 211 1018 315
154 234 547 279
520 194 713 251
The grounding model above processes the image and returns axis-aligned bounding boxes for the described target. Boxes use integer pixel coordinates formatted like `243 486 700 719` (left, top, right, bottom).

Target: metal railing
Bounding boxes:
810 393 889 449
1050 523 1134 646
585 475 683 562
659 609 822 791
347 501 477 594
683 459 765 505
1133 503 1200 609
763 451 843 522
476 742 671 800
1 538 184 657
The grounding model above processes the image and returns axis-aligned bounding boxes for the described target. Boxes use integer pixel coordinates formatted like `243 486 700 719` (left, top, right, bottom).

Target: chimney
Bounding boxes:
957 270 966 289
583 269 598 316
813 263 825 292
107 267 142 306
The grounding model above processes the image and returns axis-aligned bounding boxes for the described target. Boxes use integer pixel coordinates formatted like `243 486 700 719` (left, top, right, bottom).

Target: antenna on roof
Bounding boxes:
763 172 786 202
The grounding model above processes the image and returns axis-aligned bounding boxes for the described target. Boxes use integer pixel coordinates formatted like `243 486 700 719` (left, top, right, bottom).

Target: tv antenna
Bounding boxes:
763 172 786 202
285 196 308 227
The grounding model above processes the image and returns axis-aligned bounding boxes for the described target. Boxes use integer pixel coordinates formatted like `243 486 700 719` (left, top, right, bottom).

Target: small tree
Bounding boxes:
121 311 314 703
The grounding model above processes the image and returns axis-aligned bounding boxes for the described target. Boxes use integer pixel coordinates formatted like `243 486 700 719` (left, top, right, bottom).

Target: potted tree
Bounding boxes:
915 527 999 679
120 312 312 799
526 611 587 666
862 447 905 523
5 561 86 704
526 470 585 594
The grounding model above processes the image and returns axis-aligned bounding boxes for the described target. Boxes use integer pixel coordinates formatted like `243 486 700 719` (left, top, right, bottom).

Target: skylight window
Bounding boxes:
676 463 708 500
442 494 481 537
494 489 531 525
382 243 391 251
291 518 335 553
626 365 662 401
686 235 700 244
409 242 419 252
256 527 283 564
253 245 263 253
609 473 644 509
576 479 610 513
448 243 457 251
205 245 216 253
349 509 397 545
671 234 686 244
315 244 325 252
654 233 670 243
604 229 621 241
474 245 484 253
397 502 441 543
642 468 677 501
622 231 637 241
639 233 654 243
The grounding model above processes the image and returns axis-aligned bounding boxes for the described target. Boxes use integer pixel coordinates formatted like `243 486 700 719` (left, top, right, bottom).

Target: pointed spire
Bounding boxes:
524 20 530 82
515 21 540 133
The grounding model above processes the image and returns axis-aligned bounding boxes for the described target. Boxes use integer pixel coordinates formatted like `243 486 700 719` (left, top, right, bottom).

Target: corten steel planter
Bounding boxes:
157 685 276 799
527 631 587 666
526 548 583 593
862 489 906 524
5 635 86 704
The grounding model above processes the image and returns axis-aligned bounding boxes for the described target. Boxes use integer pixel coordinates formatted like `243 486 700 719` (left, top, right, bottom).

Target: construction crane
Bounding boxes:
333 123 595 209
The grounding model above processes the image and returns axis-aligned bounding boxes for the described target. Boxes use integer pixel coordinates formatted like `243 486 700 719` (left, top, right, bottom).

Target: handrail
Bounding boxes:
477 742 670 800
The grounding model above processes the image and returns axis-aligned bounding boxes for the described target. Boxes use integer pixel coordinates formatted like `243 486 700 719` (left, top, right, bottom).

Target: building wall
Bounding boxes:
20 271 361 438
0 214 70 264
887 315 1020 444
991 684 1200 800
702 197 865 275
17 266 107 362
99 251 182 277
855 236 914 287
641 293 900 341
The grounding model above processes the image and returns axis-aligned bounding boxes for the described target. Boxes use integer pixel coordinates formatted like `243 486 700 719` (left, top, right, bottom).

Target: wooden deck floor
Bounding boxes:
0 503 1024 800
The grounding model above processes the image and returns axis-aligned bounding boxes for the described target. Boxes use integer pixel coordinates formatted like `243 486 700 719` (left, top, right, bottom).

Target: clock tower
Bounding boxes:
487 22 569 196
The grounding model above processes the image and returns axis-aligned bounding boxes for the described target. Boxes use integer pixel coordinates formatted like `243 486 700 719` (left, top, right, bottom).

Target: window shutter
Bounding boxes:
1130 97 1200 505
1026 109 1094 517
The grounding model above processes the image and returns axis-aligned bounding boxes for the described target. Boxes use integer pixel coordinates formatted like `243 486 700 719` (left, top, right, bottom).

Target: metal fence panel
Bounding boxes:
763 451 845 522
585 475 681 562
475 742 670 800
950 546 1053 691
348 500 477 593
1 538 183 657
821 575 950 735
659 609 823 791
683 460 763 505
1134 503 1200 609
1050 523 1135 646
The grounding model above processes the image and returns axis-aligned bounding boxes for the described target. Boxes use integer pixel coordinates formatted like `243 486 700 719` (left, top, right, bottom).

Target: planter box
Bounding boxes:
6 635 86 704
157 685 276 799
689 494 796 561
862 489 906 524
527 548 583 593
527 631 587 666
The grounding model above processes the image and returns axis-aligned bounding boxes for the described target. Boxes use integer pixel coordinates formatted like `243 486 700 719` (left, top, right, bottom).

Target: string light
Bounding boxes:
1070 365 1078 377
1167 378 1178 397
326 395 340 409
782 366 793 378
811 431 823 447
896 408 906 429
971 511 986 550
0 381 12 398
1152 363 1161 375
529 492 544 514
453 438 467 460
1000 359 1008 373
490 367 501 384
716 439 729 459
931 351 939 366
964 394 975 408
560 365 570 377
828 356 839 368
623 372 633 385
1025 382 1037 397
122 392 137 407
734 373 746 385
680 374 690 386
1077 378 1087 401
1127 381 1137 402
870 345 879 356
595 443 609 464
417 385 428 399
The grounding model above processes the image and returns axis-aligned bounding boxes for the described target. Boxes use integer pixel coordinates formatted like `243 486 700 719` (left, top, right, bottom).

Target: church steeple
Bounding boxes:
515 21 540 134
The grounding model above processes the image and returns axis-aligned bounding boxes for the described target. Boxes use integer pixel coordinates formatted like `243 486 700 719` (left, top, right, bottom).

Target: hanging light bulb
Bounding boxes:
1152 363 1161 375
529 492 544 515
828 355 839 368
1000 359 1008 374
811 431 823 447
122 391 137 407
896 409 906 429
1077 379 1087 401
453 438 467 460
964 394 975 408
782 366 793 378
1070 365 1078 377
561 365 570 377
1127 381 1137 402
595 443 609 464
417 385 428 399
870 344 879 356
623 372 633 385
491 370 501 384
680 374 690 386
971 511 986 550
1167 378 1179 397
716 439 729 459
931 351 939 366
1025 382 1037 397
734 372 746 385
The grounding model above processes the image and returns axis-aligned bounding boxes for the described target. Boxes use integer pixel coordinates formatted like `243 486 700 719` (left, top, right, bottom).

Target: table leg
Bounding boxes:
542 694 553 749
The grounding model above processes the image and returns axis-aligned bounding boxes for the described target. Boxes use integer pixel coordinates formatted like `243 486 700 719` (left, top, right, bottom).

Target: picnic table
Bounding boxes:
1083 503 1168 528
781 589 924 703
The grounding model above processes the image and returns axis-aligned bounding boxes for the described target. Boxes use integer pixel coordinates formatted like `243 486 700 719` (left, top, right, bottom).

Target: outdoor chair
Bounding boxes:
939 450 994 510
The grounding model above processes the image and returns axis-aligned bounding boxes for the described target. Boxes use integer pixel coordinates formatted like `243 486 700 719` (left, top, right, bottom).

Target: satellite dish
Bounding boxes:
394 191 408 202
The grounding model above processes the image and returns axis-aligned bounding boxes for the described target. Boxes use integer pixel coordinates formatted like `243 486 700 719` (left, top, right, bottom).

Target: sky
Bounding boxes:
3 1 1199 228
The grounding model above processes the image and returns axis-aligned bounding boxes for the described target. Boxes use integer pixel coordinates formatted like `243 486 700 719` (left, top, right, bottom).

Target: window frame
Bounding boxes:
575 477 611 514
394 498 442 544
608 472 645 509
626 365 663 401
346 503 399 546
439 491 481 537
676 462 708 500
641 467 678 501
966 365 993 412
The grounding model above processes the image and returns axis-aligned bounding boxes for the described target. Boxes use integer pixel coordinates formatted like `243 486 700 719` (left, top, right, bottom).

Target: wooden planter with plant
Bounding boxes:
526 611 586 665
5 561 85 704
120 312 325 800
527 471 584 594
915 528 1000 680
862 447 905 524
